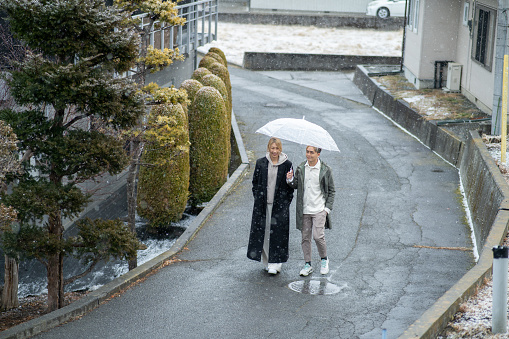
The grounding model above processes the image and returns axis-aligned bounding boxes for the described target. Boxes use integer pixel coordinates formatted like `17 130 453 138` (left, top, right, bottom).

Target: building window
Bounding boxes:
407 0 420 32
471 4 496 70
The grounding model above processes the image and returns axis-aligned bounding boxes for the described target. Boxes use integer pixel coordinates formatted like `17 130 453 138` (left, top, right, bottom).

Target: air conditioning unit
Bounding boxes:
445 62 462 92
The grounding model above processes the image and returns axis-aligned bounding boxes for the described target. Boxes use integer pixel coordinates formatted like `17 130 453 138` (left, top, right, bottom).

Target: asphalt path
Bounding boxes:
35 67 475 339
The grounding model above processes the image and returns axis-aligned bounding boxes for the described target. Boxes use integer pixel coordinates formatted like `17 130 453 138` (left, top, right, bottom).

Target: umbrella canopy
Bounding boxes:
256 117 340 152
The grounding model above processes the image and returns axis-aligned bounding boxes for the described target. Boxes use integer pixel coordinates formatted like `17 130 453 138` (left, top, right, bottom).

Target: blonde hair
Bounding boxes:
267 137 282 152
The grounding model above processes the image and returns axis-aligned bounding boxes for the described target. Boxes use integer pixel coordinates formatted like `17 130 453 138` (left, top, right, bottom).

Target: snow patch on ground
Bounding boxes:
198 22 403 66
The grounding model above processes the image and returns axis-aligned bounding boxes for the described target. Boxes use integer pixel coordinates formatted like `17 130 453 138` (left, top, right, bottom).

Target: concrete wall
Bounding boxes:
243 52 402 71
250 0 372 13
145 50 196 88
460 129 509 250
218 12 405 30
353 66 466 165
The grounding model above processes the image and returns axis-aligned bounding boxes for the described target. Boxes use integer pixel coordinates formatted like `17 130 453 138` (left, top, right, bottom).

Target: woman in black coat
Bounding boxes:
247 137 294 275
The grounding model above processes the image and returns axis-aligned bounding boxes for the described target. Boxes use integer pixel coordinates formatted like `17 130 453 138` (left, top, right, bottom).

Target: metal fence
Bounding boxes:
134 0 218 56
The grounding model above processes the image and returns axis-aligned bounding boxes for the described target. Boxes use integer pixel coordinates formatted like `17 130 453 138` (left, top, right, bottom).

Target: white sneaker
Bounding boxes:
320 258 329 275
299 263 313 276
267 263 282 275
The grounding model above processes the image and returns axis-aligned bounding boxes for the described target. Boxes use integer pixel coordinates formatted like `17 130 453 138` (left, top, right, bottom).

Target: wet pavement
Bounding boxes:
34 67 474 339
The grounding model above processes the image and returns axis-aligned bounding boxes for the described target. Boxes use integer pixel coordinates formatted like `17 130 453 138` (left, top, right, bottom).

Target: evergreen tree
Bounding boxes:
0 0 145 311
115 0 186 271
0 120 20 311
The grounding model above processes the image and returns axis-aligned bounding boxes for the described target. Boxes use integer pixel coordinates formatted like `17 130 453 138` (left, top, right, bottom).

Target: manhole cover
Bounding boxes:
264 103 288 108
288 279 345 295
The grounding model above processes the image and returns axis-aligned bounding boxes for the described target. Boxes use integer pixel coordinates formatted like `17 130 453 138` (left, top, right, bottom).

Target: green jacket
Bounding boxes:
288 159 335 230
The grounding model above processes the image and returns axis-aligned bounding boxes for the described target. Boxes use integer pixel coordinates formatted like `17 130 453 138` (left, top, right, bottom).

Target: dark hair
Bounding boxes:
307 145 321 154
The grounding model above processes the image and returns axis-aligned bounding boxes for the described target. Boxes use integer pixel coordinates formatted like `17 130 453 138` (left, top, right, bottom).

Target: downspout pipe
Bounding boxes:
400 0 409 72
492 0 509 134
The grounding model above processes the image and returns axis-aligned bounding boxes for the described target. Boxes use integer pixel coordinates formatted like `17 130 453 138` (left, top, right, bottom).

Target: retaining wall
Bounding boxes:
218 12 404 30
353 65 463 166
244 52 402 71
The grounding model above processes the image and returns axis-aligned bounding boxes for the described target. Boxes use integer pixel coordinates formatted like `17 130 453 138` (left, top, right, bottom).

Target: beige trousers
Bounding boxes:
301 210 327 263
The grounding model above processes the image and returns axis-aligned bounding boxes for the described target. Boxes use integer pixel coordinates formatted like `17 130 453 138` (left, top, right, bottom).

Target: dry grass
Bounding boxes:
0 291 89 332
376 75 487 121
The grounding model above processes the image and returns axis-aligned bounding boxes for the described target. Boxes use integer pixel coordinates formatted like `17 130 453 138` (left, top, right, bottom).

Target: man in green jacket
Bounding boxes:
287 145 335 276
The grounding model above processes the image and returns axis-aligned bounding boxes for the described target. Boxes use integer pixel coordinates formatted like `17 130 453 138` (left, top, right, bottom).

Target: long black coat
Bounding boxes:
247 157 294 263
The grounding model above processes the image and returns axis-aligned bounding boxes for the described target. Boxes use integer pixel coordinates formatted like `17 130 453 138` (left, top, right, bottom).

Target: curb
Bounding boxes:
352 65 509 338
0 112 250 339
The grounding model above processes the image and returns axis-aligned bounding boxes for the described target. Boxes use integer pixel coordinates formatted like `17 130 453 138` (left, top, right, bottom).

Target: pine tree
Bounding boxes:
0 120 20 311
0 0 145 311
115 0 186 271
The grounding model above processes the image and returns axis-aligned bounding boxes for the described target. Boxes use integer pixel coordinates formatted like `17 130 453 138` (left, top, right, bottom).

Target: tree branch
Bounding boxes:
20 149 33 163
63 259 100 286
64 114 87 129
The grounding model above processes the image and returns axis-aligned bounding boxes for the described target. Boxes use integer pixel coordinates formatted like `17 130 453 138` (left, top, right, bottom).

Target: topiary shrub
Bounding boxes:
179 79 203 106
199 74 229 122
205 51 226 66
191 67 212 83
137 102 190 226
188 86 229 206
199 73 231 163
207 62 232 122
198 55 218 69
208 47 227 65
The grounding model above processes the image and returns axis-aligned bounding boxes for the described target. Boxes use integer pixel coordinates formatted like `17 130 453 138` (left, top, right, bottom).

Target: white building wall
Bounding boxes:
250 0 373 13
461 0 497 113
418 0 462 80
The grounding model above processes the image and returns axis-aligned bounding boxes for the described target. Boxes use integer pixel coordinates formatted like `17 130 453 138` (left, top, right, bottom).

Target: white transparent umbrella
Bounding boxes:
255 117 340 152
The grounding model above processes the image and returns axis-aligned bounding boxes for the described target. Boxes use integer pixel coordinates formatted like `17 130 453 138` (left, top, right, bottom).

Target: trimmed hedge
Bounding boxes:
199 74 229 123
207 62 232 121
205 52 226 66
180 79 203 106
209 47 227 65
198 55 218 69
137 103 190 226
191 67 212 83
188 86 229 206
199 73 231 163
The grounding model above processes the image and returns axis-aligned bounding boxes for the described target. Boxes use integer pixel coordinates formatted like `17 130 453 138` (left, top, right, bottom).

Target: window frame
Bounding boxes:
407 0 420 32
471 3 496 71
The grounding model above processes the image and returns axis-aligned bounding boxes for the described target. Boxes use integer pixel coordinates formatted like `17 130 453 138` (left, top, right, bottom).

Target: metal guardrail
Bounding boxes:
134 0 218 57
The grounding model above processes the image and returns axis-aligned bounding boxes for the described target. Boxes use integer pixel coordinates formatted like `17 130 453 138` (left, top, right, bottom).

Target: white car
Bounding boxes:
366 0 406 19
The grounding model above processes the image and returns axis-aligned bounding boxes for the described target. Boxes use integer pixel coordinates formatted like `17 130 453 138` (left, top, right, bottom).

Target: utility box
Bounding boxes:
446 62 462 92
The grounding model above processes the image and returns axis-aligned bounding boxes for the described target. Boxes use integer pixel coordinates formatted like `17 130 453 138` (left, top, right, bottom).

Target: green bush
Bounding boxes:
205 52 226 66
199 74 231 162
188 86 228 206
208 47 227 65
207 62 232 122
137 102 190 226
198 55 218 69
191 67 212 83
199 74 229 122
179 79 203 107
